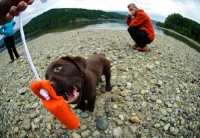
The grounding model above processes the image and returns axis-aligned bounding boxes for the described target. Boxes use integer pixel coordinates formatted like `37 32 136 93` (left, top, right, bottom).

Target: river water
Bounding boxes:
75 22 164 35
1 20 200 53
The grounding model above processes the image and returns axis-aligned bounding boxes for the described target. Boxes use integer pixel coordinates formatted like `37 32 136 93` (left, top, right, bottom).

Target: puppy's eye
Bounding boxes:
50 81 54 86
54 66 62 72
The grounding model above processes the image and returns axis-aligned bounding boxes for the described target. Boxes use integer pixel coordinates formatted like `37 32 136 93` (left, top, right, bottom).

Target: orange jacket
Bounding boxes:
126 8 155 41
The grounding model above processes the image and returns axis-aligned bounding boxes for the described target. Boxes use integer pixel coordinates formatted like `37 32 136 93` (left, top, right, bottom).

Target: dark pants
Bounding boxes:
4 35 19 61
128 27 152 47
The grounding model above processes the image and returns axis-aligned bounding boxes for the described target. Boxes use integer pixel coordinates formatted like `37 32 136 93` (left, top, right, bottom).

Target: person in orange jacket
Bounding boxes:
126 3 155 51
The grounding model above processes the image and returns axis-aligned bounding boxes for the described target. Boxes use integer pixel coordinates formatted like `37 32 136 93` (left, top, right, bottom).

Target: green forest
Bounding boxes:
14 8 126 38
156 13 200 43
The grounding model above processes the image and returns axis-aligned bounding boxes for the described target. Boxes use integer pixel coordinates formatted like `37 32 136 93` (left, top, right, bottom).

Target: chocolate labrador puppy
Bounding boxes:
45 53 112 112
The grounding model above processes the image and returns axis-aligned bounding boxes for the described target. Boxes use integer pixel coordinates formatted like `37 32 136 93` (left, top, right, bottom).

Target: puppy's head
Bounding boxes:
45 55 87 104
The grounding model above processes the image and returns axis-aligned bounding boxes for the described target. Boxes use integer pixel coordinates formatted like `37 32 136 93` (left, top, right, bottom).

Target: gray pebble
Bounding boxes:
96 117 109 130
80 112 90 118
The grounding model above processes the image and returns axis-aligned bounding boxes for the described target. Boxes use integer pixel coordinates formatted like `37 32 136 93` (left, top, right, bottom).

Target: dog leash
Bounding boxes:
18 0 80 129
19 11 51 99
18 0 47 97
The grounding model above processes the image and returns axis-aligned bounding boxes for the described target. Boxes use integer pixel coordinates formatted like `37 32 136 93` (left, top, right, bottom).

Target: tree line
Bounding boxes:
14 8 126 38
156 13 200 43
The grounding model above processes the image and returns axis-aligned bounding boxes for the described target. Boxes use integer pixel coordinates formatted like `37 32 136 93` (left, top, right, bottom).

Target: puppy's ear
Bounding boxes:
61 56 87 73
72 56 87 73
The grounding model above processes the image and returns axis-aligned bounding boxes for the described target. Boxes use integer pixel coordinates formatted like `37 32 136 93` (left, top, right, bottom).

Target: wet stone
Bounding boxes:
111 96 117 102
129 116 140 123
96 117 109 130
151 95 158 101
81 130 91 138
112 127 123 138
80 112 90 118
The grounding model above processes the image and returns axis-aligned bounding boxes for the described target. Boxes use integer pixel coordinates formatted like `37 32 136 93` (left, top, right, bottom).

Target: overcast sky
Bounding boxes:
2 0 200 32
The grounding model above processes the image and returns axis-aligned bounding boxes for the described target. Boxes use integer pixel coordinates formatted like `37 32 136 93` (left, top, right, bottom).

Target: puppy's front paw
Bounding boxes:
76 104 86 111
87 106 94 112
106 84 112 91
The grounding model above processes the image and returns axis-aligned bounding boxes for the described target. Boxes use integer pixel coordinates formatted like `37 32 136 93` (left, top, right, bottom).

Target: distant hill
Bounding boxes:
14 8 126 38
114 11 129 15
151 19 157 25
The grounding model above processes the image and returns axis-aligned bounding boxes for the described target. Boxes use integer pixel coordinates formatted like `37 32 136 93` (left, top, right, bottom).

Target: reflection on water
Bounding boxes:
1 20 199 53
154 27 165 35
76 22 165 35
80 22 127 30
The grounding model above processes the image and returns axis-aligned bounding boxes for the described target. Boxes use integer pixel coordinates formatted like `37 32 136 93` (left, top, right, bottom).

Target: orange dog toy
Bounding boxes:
30 80 80 130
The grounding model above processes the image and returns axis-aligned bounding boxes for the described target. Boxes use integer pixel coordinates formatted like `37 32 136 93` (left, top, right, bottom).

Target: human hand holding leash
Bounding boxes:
0 0 34 25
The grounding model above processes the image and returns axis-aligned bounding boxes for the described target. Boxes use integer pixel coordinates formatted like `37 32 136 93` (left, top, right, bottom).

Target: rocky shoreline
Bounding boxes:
0 30 200 138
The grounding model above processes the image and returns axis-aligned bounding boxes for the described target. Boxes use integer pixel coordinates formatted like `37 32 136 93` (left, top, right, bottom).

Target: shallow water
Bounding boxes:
1 20 200 53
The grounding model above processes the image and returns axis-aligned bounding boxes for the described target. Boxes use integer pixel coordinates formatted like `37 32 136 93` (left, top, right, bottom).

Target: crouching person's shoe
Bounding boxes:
133 44 138 49
134 46 148 51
